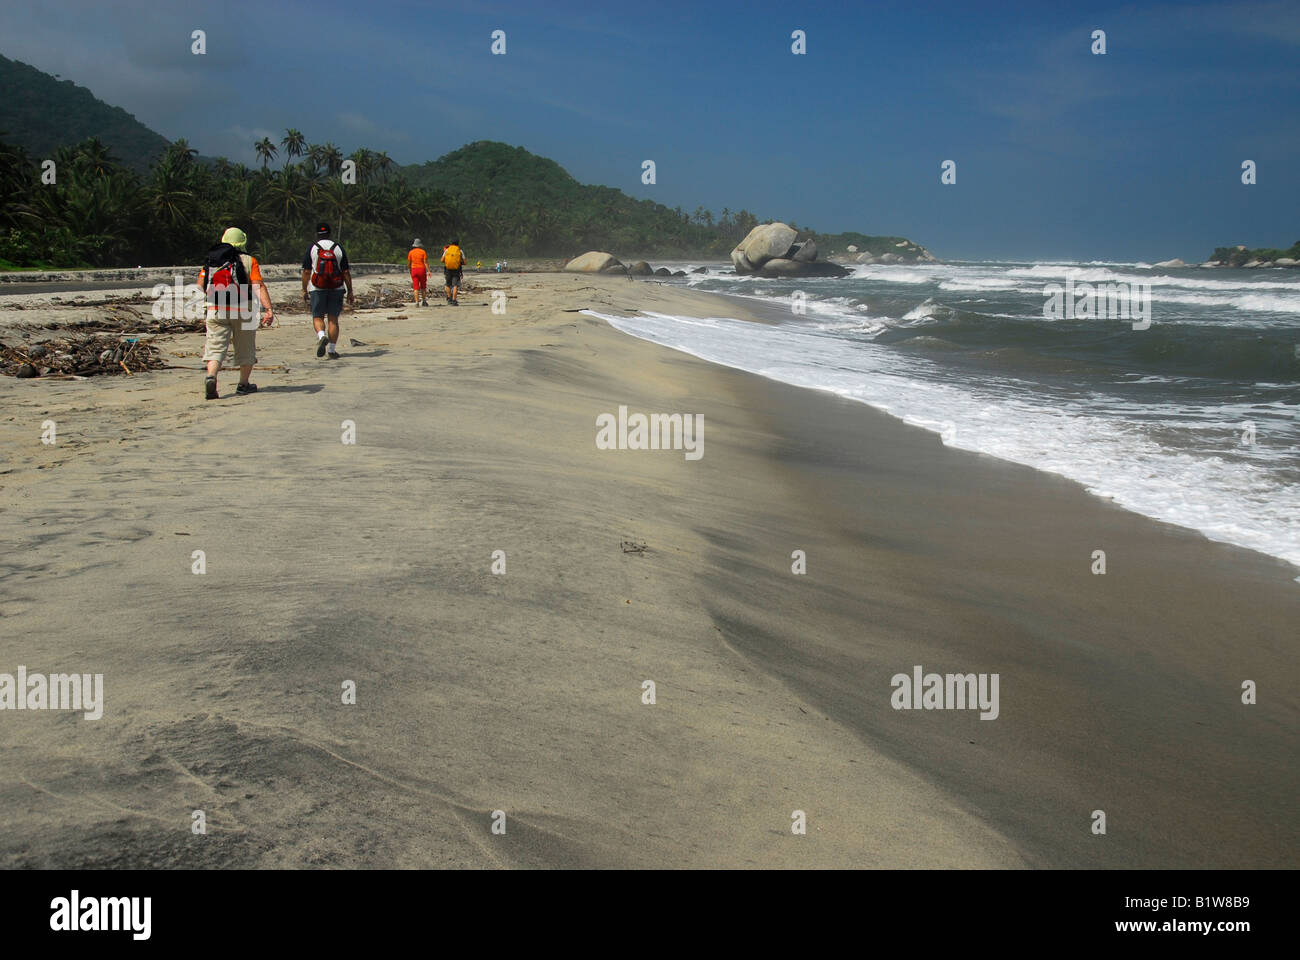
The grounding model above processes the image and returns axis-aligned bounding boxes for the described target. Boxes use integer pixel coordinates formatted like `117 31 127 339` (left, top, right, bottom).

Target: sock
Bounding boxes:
317 331 326 340
327 342 338 354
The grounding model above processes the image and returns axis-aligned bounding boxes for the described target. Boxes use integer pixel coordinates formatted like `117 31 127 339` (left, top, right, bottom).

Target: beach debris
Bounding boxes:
1 335 165 378
348 338 367 347
25 315 203 335
621 540 647 554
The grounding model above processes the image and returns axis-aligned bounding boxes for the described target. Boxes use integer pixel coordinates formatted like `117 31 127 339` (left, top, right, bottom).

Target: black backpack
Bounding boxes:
201 242 251 311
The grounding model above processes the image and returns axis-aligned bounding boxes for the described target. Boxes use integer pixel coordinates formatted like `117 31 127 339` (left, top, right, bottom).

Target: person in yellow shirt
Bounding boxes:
441 238 465 305
407 239 429 306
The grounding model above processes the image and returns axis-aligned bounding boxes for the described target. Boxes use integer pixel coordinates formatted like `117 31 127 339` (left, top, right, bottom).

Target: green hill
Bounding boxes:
0 53 170 173
401 141 762 257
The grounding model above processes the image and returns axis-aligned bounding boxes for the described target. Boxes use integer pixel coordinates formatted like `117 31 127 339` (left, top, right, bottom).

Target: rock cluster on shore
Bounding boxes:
838 240 937 265
563 253 686 277
730 223 850 277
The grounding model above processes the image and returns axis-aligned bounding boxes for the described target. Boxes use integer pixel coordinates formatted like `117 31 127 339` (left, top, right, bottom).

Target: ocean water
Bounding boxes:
587 260 1300 570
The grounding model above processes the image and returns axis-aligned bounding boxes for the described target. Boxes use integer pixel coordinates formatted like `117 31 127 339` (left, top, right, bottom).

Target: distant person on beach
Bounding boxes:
301 222 354 359
441 238 464 305
407 239 429 307
197 226 273 401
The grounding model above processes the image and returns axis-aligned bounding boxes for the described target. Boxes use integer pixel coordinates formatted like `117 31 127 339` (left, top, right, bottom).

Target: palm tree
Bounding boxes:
221 178 272 237
254 137 277 170
374 150 395 181
76 138 118 177
322 142 344 177
322 178 354 238
347 148 372 184
281 129 307 164
262 165 310 222
170 139 199 166
306 143 327 172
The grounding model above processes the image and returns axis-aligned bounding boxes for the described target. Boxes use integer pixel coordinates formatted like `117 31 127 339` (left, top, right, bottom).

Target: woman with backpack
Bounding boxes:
197 226 274 400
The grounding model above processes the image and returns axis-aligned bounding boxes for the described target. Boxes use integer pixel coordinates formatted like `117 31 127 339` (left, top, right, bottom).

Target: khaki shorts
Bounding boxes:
203 312 257 367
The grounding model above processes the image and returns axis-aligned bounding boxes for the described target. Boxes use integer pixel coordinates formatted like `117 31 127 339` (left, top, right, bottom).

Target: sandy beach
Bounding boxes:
0 271 1295 869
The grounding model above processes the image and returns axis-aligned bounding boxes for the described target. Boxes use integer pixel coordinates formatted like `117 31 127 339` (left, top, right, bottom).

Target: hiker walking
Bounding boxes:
301 222 354 358
408 239 429 307
441 237 465 305
198 226 273 400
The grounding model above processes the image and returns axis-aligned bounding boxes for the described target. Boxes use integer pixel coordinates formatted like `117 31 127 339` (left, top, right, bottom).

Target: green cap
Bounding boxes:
221 227 248 250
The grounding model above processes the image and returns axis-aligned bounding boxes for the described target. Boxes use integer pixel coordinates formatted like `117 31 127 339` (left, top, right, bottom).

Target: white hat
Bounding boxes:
412 238 423 247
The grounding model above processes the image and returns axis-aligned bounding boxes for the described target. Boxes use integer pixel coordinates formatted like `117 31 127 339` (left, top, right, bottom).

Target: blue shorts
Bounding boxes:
309 288 345 318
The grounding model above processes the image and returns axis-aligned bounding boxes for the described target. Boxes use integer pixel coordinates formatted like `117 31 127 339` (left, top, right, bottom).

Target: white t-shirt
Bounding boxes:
302 239 350 292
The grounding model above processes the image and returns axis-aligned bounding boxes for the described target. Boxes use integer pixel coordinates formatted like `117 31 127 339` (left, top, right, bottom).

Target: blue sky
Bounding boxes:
1 0 1297 260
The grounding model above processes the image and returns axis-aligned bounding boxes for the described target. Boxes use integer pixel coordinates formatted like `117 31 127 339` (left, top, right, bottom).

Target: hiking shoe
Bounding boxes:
236 382 257 395
316 336 328 357
204 376 218 400
328 350 341 360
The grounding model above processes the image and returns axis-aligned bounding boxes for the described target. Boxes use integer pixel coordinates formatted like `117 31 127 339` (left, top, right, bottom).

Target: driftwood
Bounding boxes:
1 335 165 378
24 315 204 334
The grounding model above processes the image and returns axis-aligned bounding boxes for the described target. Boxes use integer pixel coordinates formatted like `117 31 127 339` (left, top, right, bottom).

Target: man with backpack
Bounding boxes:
301 222 354 358
441 237 465 305
198 226 274 401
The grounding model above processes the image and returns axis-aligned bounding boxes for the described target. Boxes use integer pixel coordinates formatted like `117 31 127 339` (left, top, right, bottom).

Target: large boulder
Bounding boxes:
691 266 708 274
758 258 850 278
1275 257 1299 267
730 222 797 274
565 251 624 273
654 267 672 276
628 261 653 276
791 239 817 262
846 244 858 253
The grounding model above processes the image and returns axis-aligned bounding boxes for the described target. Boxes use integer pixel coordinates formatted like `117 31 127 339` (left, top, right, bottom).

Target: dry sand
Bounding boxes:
0 271 1295 868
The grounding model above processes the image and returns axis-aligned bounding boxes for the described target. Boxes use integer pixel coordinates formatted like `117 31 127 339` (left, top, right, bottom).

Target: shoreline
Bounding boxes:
1 272 1295 868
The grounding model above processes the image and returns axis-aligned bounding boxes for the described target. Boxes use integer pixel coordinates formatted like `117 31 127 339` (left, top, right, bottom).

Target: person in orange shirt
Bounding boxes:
197 226 273 400
407 239 429 306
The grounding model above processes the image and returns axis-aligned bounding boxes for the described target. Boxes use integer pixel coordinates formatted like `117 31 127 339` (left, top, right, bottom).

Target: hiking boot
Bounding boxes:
204 376 218 400
236 381 257 395
328 349 341 359
316 336 328 357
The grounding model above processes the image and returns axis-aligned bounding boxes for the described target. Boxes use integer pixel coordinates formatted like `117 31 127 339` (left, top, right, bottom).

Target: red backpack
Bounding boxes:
310 242 345 289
